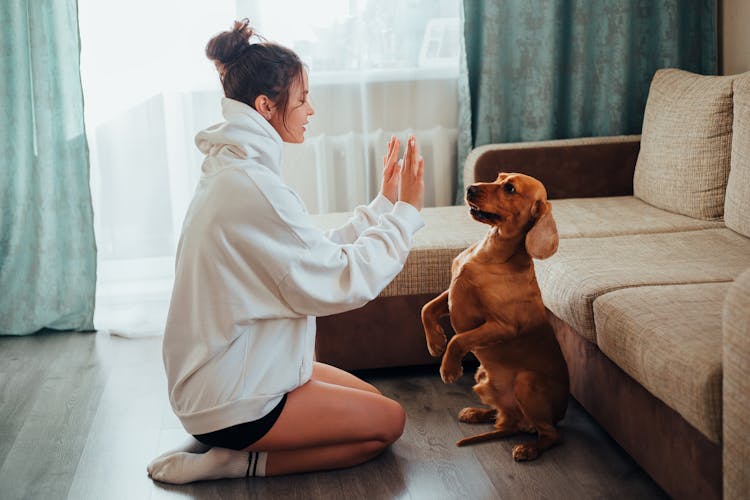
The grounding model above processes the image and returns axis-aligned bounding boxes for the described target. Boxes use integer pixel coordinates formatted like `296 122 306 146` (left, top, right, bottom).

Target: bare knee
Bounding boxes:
361 380 382 395
375 399 406 444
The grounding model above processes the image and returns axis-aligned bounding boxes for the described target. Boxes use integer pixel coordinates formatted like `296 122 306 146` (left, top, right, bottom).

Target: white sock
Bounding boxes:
151 436 211 463
147 448 267 484
248 451 268 477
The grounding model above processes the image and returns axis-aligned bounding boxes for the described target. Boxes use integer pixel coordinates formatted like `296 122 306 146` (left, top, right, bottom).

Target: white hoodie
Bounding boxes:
163 98 424 435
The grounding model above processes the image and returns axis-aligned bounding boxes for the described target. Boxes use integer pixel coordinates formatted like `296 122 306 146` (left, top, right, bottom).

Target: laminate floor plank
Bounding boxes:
66 336 167 500
0 332 668 499
0 332 108 500
0 336 55 466
375 374 501 499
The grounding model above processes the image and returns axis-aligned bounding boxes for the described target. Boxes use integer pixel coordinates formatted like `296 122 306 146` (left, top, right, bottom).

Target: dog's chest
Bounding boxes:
449 257 532 327
450 259 505 302
448 261 495 323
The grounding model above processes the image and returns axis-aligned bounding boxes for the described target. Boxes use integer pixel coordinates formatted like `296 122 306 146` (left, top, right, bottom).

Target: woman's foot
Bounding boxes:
151 436 210 463
147 447 250 484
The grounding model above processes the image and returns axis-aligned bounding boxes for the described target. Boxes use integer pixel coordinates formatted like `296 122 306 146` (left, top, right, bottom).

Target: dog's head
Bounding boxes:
465 172 559 259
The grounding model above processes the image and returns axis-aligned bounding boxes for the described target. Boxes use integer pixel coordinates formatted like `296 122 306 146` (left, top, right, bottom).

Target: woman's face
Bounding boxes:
270 70 314 144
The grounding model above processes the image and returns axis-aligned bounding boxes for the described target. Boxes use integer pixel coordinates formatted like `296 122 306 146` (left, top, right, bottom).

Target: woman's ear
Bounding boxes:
254 95 274 120
525 199 559 259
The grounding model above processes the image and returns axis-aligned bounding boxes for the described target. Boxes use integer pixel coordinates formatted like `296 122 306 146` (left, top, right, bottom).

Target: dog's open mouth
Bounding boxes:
468 203 503 222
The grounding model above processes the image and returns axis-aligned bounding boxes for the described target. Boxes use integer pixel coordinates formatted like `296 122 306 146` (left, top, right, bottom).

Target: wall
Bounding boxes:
722 0 750 75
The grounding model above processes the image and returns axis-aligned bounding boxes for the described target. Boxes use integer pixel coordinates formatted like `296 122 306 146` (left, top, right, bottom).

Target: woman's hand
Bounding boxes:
398 135 424 211
381 135 401 204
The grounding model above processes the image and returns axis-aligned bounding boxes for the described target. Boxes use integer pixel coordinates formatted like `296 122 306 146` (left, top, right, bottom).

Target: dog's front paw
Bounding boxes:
425 327 447 357
440 359 463 384
427 336 447 357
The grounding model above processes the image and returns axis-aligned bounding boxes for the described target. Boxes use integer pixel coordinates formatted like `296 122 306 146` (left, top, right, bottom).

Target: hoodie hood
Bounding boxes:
195 98 284 176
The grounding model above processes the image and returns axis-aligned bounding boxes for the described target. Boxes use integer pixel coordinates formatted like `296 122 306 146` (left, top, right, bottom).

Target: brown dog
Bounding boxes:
421 172 569 461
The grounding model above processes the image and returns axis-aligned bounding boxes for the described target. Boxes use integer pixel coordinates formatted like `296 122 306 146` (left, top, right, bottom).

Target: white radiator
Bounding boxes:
281 127 458 214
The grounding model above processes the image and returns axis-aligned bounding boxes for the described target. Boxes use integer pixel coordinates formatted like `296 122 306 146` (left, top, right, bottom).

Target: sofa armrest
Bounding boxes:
463 135 641 199
723 267 750 499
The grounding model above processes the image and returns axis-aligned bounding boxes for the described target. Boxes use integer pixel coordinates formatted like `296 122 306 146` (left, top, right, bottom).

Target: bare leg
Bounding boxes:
310 361 381 394
149 362 405 483
249 372 405 475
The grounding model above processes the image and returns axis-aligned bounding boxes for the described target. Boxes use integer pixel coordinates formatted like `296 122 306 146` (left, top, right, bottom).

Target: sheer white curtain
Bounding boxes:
79 0 460 336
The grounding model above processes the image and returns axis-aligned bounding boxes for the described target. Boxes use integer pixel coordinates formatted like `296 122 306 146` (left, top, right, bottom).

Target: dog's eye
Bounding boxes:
504 182 516 194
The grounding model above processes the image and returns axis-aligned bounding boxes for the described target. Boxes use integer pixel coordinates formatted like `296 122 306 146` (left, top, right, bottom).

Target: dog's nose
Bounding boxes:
466 185 478 197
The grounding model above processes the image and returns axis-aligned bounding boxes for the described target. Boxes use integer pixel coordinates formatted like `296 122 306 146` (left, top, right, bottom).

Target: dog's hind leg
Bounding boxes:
456 408 521 446
511 373 564 461
511 422 561 461
458 407 496 424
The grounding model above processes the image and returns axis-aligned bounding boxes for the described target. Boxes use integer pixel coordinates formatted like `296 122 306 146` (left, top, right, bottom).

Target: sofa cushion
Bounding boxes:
313 200 727 299
313 205 487 297
550 196 723 238
593 282 727 444
725 73 750 237
534 228 750 343
633 69 734 220
723 268 750 496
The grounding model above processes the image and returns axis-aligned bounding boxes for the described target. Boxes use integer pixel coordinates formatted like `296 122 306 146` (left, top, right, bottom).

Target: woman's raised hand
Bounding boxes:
398 135 424 211
381 135 401 204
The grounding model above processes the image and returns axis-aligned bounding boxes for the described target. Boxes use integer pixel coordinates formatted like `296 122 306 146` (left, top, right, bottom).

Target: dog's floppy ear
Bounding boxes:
525 200 558 259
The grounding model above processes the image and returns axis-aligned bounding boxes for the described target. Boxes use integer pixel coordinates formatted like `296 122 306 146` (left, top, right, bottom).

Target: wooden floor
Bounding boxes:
0 331 667 500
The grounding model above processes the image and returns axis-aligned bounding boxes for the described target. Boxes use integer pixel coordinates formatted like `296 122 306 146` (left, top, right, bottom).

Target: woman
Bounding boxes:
147 19 425 484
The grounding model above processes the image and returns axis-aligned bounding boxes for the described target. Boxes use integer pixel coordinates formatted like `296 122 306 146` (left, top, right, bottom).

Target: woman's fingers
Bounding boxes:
403 136 412 168
388 136 399 165
383 137 400 175
381 136 402 203
409 137 420 176
397 135 425 211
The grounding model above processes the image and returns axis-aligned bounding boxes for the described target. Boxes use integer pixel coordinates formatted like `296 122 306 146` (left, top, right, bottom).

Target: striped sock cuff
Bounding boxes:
255 452 268 477
245 452 268 477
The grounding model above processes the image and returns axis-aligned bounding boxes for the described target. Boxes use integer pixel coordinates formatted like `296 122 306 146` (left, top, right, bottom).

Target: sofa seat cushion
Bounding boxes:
313 205 487 297
594 282 729 443
725 73 750 237
534 228 750 343
550 196 724 238
633 69 735 220
313 200 728 299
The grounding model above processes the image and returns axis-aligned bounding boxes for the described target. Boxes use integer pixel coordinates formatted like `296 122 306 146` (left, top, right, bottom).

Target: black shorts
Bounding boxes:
193 394 288 450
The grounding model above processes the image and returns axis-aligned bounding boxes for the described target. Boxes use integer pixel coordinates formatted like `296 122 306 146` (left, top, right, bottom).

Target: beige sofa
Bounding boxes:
312 69 750 499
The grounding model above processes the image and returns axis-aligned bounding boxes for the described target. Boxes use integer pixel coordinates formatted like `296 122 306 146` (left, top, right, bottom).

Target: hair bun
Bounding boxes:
231 18 254 38
205 19 258 76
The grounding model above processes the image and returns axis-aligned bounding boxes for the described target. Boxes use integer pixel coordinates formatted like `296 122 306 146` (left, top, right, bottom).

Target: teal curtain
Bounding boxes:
0 1 96 335
457 0 717 199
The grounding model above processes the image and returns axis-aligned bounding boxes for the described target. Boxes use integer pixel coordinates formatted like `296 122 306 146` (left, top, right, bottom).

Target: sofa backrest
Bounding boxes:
725 73 750 238
633 68 736 221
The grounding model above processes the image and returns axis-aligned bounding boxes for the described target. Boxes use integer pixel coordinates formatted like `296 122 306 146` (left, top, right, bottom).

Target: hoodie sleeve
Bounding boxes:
215 166 423 318
278 201 424 317
324 193 395 244
244 171 423 317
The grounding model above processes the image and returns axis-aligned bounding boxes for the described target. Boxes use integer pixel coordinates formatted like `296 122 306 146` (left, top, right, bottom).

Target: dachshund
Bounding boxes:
421 172 569 461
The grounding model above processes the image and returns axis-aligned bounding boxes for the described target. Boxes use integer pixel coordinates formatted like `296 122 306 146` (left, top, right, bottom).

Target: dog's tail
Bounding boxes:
456 429 517 447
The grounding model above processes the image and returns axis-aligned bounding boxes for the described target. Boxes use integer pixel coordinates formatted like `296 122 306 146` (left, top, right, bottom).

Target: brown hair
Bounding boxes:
205 19 304 125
